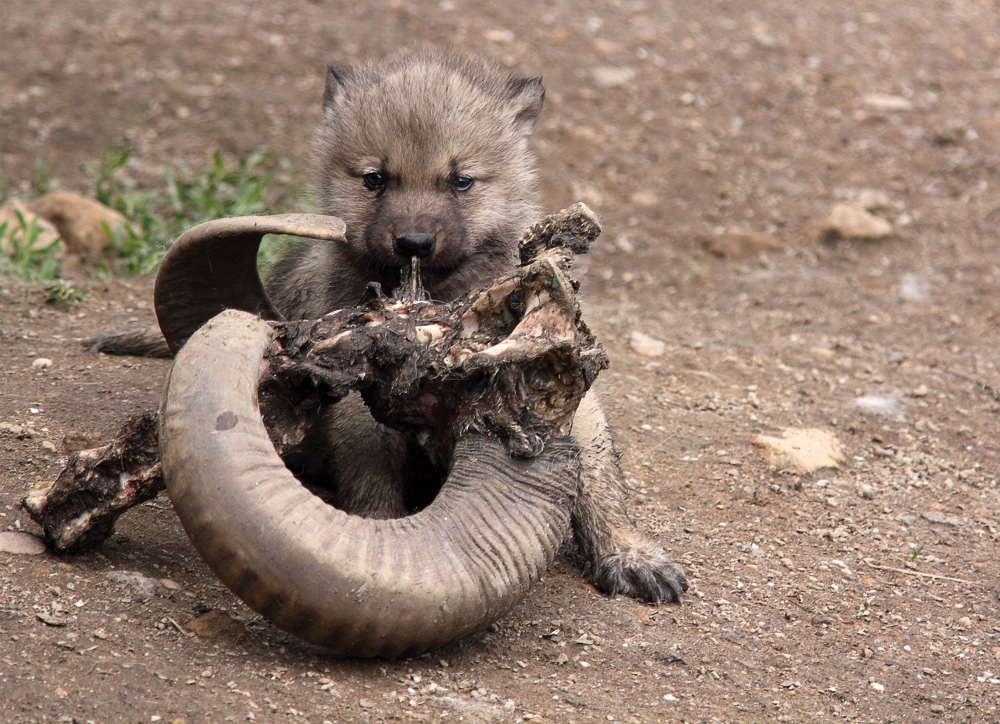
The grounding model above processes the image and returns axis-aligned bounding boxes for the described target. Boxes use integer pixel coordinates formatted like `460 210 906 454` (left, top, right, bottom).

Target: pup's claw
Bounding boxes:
587 546 688 605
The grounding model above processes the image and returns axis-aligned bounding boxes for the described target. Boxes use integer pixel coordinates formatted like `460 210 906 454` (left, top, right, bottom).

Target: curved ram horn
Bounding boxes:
160 310 580 657
153 214 347 354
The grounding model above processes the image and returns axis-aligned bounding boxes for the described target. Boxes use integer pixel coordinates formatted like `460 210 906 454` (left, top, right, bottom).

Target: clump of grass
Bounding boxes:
44 279 87 304
1 151 296 284
88 150 292 276
0 209 61 283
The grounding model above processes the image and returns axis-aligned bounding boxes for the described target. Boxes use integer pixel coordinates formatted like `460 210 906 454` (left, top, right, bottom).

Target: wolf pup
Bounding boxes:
94 49 688 604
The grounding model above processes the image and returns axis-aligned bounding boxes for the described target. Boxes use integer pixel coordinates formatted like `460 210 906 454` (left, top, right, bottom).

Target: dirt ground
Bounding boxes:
2 1 1000 722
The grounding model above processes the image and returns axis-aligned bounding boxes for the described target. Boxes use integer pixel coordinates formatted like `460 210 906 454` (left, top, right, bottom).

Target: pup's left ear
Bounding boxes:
508 76 545 136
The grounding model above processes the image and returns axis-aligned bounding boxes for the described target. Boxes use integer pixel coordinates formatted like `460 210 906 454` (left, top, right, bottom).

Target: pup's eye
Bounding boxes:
363 172 386 192
452 176 475 192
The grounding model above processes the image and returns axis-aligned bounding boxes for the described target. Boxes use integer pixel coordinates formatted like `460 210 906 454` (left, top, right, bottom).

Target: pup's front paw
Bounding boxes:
587 544 688 604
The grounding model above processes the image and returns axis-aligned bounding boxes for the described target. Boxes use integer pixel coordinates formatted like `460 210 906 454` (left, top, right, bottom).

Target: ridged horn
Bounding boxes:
153 214 347 353
160 310 580 657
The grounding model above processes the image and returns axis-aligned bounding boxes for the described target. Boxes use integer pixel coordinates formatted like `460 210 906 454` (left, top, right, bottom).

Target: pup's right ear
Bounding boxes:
323 65 351 110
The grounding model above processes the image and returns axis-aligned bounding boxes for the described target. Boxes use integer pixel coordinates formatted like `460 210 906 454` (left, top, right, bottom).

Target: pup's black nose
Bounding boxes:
394 233 436 259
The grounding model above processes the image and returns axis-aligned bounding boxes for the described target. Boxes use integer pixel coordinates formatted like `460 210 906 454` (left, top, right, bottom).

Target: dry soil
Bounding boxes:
2 1 999 723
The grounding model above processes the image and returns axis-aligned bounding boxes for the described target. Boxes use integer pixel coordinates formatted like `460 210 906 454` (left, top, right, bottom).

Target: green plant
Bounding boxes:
909 544 924 561
0 210 62 282
258 233 295 269
166 151 272 222
0 160 54 205
1 151 294 284
44 279 87 304
86 149 292 276
31 159 55 197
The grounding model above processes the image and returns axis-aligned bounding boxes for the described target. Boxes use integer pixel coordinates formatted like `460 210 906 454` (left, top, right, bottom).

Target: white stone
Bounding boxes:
752 428 845 474
629 331 666 357
819 203 893 240
591 66 636 89
0 531 46 555
863 93 913 111
853 395 903 417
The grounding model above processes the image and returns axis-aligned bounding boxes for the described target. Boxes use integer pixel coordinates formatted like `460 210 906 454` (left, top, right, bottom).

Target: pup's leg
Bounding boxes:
570 391 688 603
321 393 409 519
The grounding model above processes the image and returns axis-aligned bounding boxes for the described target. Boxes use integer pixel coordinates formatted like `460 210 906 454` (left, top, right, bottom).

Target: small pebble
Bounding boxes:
0 422 24 436
483 28 515 44
629 331 666 357
32 358 53 369
629 190 660 207
853 395 903 416
819 203 893 240
863 93 913 112
591 66 636 89
899 274 929 303
859 485 875 499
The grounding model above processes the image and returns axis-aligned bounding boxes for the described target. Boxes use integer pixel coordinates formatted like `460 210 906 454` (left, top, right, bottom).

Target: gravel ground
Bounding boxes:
2 1 999 722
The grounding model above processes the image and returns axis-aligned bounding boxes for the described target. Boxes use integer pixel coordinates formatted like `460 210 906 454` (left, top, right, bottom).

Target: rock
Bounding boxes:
898 272 928 303
591 66 636 89
185 610 246 643
0 422 25 437
629 331 666 357
0 531 47 555
751 428 845 474
921 510 965 528
35 603 72 627
107 570 159 602
706 227 780 258
817 203 893 241
853 395 903 416
32 358 53 369
629 190 660 207
0 198 62 255
26 192 130 263
862 93 913 112
856 188 894 213
482 28 515 44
